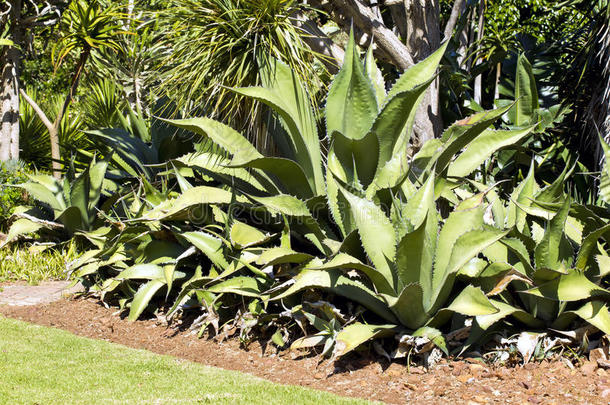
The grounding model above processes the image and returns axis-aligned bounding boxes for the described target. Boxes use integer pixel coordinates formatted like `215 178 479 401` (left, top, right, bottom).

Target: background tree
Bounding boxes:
19 0 127 177
564 0 610 165
0 0 69 162
156 0 326 151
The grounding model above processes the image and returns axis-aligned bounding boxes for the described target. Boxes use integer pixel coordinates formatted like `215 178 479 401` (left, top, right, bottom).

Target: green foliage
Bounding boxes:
482 0 587 46
156 0 325 140
53 0 128 68
80 104 197 182
462 170 610 345
13 17 610 363
80 78 126 129
0 242 79 285
3 156 110 245
0 161 29 229
88 15 165 114
58 31 561 360
494 53 568 130
481 53 589 203
19 88 88 170
21 43 73 97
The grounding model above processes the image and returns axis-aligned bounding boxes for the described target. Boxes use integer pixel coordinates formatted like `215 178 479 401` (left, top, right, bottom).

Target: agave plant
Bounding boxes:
479 52 588 203
458 164 610 347
69 183 279 322
54 29 548 360
76 102 196 183
130 31 536 355
2 156 110 246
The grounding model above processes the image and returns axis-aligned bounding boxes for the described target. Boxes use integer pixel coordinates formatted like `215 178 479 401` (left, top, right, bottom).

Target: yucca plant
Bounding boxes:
89 9 167 113
20 0 129 177
19 88 49 168
19 88 87 170
157 0 325 148
80 78 126 129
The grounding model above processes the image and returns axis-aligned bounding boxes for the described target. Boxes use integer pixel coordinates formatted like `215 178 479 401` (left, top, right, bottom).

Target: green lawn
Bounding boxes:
0 317 371 405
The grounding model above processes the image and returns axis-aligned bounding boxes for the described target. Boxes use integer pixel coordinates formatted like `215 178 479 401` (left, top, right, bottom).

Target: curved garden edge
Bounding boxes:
0 295 608 405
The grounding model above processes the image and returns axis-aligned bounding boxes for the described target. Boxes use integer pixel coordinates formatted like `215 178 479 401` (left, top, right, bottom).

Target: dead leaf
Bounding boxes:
517 332 544 364
487 269 532 296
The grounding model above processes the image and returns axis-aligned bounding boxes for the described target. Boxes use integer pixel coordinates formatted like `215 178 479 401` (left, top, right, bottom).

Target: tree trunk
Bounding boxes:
443 0 466 40
403 0 442 145
21 46 90 178
313 0 415 69
0 0 23 162
309 0 454 144
473 0 485 105
494 62 501 101
292 12 345 74
49 47 90 177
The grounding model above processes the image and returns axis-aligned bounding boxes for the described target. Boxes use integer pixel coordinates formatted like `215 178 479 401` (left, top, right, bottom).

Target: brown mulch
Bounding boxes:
1 298 608 404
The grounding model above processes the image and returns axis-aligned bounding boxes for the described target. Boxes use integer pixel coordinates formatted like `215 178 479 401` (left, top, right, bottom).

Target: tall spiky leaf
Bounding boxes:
325 30 377 141
339 187 396 289
514 53 539 126
231 58 324 194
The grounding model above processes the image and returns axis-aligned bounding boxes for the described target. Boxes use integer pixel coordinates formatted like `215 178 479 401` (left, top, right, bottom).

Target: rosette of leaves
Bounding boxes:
459 164 610 347
144 31 536 356
68 174 284 322
2 156 111 246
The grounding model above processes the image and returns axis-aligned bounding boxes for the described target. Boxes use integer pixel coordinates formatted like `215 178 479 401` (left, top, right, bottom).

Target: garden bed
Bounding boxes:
1 296 608 404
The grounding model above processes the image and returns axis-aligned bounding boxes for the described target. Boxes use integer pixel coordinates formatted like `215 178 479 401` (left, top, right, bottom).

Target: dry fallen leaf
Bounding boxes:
517 332 543 364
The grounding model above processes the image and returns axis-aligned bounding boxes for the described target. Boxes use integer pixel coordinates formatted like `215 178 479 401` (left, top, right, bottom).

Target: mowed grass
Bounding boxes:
0 317 372 405
0 243 78 285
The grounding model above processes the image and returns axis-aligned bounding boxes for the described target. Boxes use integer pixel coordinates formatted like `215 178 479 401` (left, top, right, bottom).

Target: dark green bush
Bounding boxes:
0 160 29 230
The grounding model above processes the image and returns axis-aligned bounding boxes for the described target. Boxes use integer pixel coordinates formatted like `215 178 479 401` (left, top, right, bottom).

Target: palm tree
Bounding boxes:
156 0 326 151
564 0 610 167
588 2 610 158
19 0 128 177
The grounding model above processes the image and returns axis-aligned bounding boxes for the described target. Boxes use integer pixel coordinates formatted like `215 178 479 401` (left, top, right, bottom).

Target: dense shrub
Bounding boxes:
0 161 29 230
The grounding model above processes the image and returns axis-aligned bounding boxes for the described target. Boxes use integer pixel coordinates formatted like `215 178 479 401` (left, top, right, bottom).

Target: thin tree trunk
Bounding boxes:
473 0 485 105
0 46 21 161
403 0 442 145
20 88 61 177
456 7 473 69
494 62 501 101
443 0 466 40
0 0 23 162
49 47 90 177
21 47 90 178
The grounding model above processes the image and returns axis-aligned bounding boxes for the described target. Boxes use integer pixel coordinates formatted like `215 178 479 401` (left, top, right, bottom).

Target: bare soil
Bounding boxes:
1 297 608 404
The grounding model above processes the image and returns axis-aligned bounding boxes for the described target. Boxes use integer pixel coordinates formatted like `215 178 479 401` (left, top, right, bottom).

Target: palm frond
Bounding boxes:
156 0 326 149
